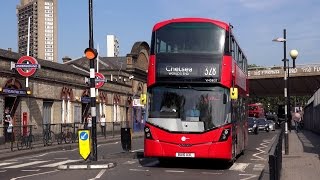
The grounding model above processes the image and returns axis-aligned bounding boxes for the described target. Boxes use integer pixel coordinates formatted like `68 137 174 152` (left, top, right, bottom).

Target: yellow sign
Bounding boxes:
230 87 238 100
78 129 91 160
140 94 146 105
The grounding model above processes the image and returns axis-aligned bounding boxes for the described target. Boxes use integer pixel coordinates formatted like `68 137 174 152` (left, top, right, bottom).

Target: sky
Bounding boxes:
1 0 320 66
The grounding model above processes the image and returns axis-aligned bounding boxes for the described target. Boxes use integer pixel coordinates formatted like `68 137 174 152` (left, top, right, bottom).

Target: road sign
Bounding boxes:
95 72 105 89
132 99 143 107
16 56 40 77
78 129 91 160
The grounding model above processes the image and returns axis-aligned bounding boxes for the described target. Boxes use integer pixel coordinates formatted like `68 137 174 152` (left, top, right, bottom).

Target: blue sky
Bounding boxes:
1 0 320 66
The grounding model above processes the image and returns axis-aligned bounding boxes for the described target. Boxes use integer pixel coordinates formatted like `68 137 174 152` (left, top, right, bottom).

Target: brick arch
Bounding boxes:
60 86 74 101
98 91 108 104
82 89 90 97
4 78 23 89
113 94 120 105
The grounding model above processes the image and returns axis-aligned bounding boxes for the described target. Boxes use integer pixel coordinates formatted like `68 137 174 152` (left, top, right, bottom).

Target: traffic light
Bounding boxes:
84 48 98 60
140 94 146 105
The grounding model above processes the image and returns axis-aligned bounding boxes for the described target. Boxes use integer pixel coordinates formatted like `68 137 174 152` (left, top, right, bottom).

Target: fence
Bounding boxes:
0 121 141 151
268 123 284 180
304 88 320 134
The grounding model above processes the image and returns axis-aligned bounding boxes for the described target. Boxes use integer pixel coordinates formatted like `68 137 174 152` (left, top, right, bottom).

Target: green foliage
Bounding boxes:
248 95 310 113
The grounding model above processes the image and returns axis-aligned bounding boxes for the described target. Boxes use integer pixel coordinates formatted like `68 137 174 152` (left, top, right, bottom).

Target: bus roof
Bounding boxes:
152 17 230 32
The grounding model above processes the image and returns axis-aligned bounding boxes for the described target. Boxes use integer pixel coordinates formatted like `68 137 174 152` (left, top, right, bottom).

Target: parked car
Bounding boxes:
256 118 270 132
267 120 276 131
247 117 259 134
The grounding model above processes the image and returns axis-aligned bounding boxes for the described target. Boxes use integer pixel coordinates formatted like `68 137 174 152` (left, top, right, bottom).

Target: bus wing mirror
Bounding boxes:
230 88 238 100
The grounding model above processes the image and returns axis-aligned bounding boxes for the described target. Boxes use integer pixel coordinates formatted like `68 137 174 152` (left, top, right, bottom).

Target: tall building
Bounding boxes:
106 35 119 57
17 0 58 62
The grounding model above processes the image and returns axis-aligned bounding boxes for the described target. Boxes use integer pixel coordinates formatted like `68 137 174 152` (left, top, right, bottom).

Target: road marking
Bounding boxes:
130 149 143 152
39 159 81 168
165 170 185 173
97 141 119 147
201 172 223 175
251 138 273 161
129 169 149 172
88 169 107 180
239 173 258 180
21 169 41 172
10 170 59 180
253 164 265 171
4 161 49 169
0 162 16 167
229 163 250 172
0 170 7 173
123 160 138 165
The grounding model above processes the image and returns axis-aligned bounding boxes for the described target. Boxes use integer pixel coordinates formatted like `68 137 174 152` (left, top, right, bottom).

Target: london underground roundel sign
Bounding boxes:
15 56 39 77
95 72 105 89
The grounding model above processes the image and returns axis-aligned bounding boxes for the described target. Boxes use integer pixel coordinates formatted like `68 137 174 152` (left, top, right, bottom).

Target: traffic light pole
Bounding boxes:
88 0 97 161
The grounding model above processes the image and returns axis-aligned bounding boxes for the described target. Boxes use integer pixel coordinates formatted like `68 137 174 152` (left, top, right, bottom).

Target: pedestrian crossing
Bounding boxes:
121 159 265 174
0 159 81 170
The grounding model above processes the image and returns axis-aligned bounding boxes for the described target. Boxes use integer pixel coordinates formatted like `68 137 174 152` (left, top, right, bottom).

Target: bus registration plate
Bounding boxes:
175 153 195 158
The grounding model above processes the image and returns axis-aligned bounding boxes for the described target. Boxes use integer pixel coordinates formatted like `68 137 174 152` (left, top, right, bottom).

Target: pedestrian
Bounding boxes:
100 114 106 137
292 110 301 133
87 114 92 131
4 109 14 143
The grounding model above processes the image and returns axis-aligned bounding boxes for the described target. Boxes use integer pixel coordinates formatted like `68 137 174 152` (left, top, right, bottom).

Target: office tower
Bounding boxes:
17 0 58 62
106 35 119 57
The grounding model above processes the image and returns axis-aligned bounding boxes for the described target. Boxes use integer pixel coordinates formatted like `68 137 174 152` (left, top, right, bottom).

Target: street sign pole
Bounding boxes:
88 0 97 161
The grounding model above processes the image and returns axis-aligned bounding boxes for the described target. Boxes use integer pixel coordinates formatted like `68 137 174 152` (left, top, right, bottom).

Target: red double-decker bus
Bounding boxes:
248 103 265 118
144 18 248 164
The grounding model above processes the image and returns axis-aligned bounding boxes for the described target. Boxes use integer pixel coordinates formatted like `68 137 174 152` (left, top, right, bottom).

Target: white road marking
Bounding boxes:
165 170 185 173
4 161 49 169
123 160 138 165
21 169 41 172
239 173 259 180
251 138 274 161
229 163 250 172
0 170 7 173
0 162 16 167
88 169 107 180
39 159 81 168
10 170 59 180
130 149 143 152
129 169 149 172
253 164 265 171
201 172 223 175
97 141 119 147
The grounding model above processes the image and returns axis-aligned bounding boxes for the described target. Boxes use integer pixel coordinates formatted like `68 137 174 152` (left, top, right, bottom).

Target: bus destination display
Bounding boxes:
157 63 220 78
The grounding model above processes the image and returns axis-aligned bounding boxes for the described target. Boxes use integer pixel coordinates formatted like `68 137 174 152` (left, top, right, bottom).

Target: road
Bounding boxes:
0 130 278 180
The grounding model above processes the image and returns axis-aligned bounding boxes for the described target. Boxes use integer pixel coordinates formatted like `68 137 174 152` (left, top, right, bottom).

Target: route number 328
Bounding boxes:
204 67 217 76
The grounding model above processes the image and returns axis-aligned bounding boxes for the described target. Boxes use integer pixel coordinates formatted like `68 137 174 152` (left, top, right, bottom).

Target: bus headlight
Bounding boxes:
219 128 231 142
144 126 153 140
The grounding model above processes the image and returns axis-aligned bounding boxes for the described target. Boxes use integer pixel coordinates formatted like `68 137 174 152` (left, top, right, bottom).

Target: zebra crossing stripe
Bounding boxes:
229 163 250 172
0 162 16 167
39 159 81 168
3 161 49 169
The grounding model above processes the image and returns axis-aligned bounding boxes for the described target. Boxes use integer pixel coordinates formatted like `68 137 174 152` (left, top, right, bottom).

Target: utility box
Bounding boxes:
121 128 132 151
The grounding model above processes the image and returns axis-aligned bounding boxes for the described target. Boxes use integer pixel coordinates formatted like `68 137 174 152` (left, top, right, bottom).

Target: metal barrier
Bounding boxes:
268 123 284 180
0 121 130 151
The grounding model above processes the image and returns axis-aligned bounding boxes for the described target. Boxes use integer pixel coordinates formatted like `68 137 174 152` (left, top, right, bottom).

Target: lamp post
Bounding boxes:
272 29 289 155
273 29 298 155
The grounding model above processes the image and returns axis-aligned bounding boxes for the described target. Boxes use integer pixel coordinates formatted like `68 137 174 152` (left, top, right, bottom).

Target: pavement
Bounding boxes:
0 131 144 170
260 129 320 180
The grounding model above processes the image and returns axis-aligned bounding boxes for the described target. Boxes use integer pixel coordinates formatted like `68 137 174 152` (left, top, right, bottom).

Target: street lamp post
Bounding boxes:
273 29 298 155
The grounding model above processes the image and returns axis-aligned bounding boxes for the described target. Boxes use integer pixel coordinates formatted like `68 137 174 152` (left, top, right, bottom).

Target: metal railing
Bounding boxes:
0 121 135 151
268 123 284 180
